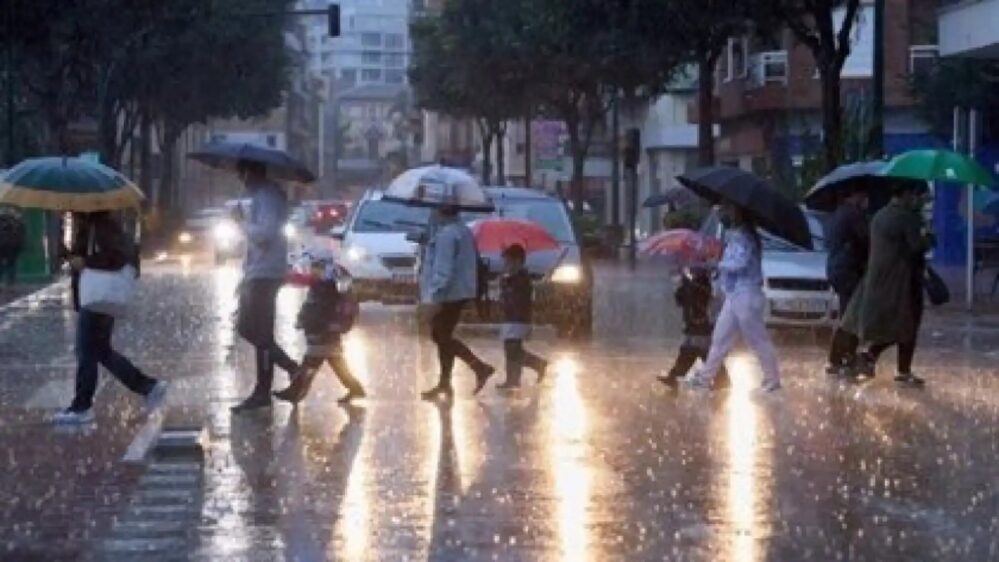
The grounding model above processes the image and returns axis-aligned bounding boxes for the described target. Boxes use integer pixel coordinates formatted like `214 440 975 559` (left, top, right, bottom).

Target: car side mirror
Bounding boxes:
330 226 346 240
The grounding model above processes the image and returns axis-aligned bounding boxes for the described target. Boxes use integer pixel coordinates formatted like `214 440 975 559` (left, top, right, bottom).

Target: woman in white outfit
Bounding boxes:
689 203 782 392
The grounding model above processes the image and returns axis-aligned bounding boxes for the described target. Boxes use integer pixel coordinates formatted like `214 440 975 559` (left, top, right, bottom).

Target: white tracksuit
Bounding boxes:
695 228 781 387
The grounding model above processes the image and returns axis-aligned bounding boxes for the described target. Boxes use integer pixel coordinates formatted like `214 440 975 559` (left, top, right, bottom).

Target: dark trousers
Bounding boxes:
296 353 364 395
666 344 729 383
430 300 485 387
70 309 156 411
867 341 916 374
828 282 859 366
239 279 298 397
503 339 546 385
0 253 16 286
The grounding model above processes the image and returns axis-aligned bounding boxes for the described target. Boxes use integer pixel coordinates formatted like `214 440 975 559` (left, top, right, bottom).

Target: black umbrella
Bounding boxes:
677 166 812 250
642 186 698 208
803 160 889 212
188 140 316 183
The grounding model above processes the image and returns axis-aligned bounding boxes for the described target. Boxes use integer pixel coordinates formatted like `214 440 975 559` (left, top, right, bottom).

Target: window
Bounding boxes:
362 51 382 64
340 68 357 85
362 68 382 82
361 32 381 47
836 4 875 78
909 45 938 76
386 53 405 67
266 134 277 148
385 33 405 49
386 69 406 84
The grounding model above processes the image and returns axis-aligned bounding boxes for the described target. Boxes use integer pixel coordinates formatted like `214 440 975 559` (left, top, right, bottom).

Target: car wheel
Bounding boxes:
556 299 593 340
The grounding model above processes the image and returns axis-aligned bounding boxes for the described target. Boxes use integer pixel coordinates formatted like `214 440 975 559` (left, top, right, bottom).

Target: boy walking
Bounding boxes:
657 268 730 389
496 244 548 390
273 251 365 405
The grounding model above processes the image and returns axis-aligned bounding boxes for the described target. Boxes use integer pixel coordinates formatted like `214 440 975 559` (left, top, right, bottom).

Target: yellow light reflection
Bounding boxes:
179 254 192 276
719 354 771 562
341 332 369 387
450 402 484 495
550 355 592 562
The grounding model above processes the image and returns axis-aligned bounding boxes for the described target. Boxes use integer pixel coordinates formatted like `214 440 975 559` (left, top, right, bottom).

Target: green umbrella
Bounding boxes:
0 156 144 212
881 149 996 187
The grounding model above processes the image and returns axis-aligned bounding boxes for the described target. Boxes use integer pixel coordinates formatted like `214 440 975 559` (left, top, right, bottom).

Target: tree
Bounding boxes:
761 0 862 172
911 58 999 141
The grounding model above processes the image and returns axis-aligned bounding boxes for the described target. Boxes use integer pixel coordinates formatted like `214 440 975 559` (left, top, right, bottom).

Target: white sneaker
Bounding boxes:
52 408 95 425
145 381 169 411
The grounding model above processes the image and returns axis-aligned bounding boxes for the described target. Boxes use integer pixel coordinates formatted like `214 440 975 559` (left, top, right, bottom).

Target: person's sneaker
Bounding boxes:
496 380 521 391
273 385 305 404
230 394 272 413
536 361 549 384
337 389 366 404
52 408 95 425
421 385 454 401
854 353 876 379
656 375 679 389
685 375 714 391
824 363 853 378
144 381 169 412
894 372 926 387
760 378 782 392
472 364 496 395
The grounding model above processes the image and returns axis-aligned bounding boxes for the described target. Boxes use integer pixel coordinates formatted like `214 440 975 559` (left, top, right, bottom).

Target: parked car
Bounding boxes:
700 207 837 330
332 190 426 303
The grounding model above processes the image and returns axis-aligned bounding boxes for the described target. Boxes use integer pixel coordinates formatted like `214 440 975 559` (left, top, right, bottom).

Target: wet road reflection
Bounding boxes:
59 263 999 560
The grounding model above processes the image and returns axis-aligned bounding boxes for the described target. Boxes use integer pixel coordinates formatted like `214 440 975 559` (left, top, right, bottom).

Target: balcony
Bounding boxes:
747 51 788 89
939 0 999 58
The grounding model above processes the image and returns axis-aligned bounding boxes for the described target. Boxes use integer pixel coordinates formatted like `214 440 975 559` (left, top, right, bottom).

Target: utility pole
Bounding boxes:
870 0 885 158
624 128 640 271
5 0 16 166
524 110 532 187
610 94 621 231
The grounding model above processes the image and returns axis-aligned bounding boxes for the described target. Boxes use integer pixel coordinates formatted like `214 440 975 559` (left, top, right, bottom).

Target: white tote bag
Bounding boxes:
79 265 137 318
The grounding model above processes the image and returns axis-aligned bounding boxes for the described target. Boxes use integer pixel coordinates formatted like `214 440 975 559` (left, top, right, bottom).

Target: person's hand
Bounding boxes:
69 256 85 271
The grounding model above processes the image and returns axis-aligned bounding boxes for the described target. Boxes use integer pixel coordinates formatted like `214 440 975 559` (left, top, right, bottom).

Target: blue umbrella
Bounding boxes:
188 140 315 183
803 160 890 212
642 186 697 208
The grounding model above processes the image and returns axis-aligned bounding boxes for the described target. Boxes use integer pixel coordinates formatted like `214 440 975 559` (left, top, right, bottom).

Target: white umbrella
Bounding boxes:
383 165 494 212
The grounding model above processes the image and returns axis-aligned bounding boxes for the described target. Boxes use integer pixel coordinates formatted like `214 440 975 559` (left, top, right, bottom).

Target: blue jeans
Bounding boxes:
70 309 156 411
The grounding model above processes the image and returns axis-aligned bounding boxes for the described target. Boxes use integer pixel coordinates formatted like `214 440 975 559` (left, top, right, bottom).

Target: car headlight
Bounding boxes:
213 221 238 244
283 223 297 239
345 246 368 263
178 231 193 244
551 264 583 284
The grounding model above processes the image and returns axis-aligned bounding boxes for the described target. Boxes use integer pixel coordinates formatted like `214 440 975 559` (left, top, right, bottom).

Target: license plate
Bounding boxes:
775 299 827 314
392 272 417 284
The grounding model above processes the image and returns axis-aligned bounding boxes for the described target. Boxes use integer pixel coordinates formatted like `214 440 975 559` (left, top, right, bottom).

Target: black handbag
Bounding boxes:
924 266 950 306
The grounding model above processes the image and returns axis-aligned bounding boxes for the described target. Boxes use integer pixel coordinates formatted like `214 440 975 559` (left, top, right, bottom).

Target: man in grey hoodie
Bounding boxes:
231 160 299 413
420 205 494 400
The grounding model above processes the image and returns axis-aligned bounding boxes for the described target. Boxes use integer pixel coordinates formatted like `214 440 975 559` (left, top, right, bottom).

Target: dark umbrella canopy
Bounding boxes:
677 166 812 250
188 140 316 183
804 161 889 212
643 186 698 208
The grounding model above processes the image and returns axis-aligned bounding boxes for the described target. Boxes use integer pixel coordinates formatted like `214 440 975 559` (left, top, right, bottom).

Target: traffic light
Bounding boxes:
328 4 340 37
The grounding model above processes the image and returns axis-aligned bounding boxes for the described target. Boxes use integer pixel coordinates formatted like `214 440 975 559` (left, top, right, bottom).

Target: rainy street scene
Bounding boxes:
2 1 999 561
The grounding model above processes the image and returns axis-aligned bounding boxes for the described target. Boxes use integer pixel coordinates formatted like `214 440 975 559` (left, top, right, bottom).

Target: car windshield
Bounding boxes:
464 198 575 243
353 200 430 233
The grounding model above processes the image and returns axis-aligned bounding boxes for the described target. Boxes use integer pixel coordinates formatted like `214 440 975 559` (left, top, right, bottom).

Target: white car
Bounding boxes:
701 208 838 330
332 190 427 303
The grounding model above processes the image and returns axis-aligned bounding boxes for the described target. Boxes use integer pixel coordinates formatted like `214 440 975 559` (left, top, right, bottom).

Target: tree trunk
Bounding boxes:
138 114 154 208
697 55 717 167
478 120 493 184
819 67 843 172
159 128 179 213
566 122 586 216
524 112 532 187
496 126 506 185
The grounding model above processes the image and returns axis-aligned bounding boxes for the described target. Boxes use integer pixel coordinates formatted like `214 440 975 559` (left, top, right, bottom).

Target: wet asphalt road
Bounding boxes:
2 258 998 561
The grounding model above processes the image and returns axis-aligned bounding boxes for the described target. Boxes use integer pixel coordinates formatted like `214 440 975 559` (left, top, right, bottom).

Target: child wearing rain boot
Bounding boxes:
657 267 731 390
496 244 548 390
274 250 365 405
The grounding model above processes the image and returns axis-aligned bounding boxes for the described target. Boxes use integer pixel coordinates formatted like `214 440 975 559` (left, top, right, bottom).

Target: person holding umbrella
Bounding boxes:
840 182 933 386
824 187 870 376
382 166 496 400
229 160 300 412
675 167 810 392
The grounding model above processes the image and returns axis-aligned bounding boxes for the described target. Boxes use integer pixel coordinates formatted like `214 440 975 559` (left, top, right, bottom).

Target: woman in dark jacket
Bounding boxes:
824 188 870 376
52 212 167 425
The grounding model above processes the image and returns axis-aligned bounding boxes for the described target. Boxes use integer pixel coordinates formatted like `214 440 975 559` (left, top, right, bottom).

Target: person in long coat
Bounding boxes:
840 182 932 386
823 187 870 376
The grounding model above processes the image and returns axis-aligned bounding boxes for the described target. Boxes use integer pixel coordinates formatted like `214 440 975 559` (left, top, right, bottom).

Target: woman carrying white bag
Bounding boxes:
52 211 167 425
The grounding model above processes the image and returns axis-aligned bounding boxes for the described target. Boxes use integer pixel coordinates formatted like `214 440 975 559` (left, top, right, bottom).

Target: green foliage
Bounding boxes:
911 58 999 140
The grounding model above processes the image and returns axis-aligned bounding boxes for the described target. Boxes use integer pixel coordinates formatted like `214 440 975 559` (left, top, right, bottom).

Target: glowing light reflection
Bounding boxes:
550 355 592 562
339 419 370 559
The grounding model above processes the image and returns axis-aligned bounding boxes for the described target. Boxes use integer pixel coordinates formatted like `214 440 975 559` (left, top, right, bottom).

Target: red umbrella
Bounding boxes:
639 229 722 266
470 218 560 254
